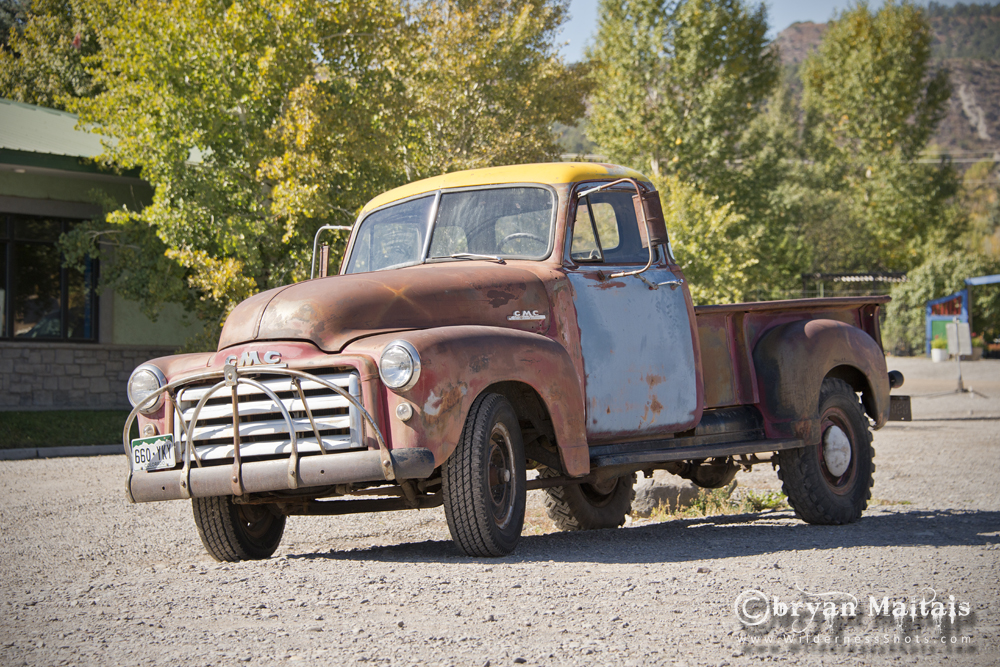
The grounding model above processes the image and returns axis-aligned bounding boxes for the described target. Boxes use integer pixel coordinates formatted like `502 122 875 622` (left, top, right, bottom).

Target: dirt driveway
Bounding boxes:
1 357 998 666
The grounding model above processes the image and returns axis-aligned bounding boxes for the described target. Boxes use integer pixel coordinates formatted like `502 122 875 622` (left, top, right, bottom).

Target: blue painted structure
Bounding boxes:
923 275 1000 355
925 290 968 356
965 274 1000 287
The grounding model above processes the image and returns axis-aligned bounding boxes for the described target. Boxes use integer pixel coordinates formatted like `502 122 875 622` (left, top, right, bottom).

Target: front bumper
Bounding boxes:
127 447 436 503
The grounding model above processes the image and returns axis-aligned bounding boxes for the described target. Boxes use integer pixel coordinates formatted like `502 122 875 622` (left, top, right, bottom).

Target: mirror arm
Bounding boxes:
310 225 354 279
576 178 663 281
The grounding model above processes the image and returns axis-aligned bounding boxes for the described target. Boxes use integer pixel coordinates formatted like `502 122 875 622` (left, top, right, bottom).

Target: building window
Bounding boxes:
1 213 98 341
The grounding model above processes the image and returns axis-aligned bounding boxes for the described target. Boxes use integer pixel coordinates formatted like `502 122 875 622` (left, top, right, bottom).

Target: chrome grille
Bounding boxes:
175 369 363 461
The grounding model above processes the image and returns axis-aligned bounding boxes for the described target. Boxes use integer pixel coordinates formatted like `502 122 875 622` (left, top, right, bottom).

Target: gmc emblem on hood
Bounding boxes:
224 350 283 367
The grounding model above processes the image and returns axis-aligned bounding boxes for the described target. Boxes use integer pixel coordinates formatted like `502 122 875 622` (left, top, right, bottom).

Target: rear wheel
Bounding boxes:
542 469 636 531
777 378 874 525
192 496 285 562
442 393 526 557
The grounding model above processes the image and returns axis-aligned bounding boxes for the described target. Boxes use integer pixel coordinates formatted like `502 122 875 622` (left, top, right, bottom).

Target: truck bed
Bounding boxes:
694 296 889 409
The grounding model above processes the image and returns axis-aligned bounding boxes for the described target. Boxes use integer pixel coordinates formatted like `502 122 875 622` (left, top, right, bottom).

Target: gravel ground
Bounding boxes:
1 356 998 666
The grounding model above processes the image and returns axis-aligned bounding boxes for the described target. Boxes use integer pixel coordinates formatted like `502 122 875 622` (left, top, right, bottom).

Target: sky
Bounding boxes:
556 0 992 63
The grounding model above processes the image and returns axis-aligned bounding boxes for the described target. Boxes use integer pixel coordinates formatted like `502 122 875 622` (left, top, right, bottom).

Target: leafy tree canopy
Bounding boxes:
0 0 115 109
52 0 583 349
404 0 588 179
587 0 778 190
649 173 761 305
1 0 28 50
64 0 412 341
788 1 958 276
802 0 951 160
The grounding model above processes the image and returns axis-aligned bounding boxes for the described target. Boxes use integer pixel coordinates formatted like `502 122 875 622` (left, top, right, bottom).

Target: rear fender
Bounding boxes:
343 326 589 477
752 319 889 444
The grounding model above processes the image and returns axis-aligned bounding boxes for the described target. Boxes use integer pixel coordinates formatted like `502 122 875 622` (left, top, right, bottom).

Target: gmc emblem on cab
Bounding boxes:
224 350 282 367
508 310 545 321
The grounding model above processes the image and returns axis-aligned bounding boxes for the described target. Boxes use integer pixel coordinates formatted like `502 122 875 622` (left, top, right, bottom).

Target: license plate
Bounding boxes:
129 435 177 472
888 395 912 422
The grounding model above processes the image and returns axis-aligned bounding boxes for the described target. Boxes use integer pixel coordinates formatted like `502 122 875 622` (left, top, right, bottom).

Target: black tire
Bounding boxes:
442 393 526 557
777 378 874 525
542 469 636 531
192 495 286 562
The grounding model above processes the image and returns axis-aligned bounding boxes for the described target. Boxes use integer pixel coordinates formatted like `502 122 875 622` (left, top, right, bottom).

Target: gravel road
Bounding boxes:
1 357 998 666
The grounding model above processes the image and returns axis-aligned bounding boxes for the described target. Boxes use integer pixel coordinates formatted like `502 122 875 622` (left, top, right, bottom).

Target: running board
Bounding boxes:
589 438 804 469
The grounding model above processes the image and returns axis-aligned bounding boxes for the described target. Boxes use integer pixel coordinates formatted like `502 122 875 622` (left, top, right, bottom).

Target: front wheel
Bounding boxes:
192 496 286 562
777 378 874 525
442 393 526 557
542 469 636 531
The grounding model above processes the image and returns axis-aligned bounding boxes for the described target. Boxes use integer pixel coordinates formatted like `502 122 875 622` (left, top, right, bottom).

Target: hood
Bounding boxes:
218 263 552 352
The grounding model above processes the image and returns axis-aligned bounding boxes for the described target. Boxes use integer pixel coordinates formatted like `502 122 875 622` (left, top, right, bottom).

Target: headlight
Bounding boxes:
127 364 167 413
379 341 420 391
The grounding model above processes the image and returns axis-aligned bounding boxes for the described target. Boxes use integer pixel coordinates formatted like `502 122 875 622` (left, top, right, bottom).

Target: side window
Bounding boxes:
571 203 601 262
590 203 620 250
570 190 651 265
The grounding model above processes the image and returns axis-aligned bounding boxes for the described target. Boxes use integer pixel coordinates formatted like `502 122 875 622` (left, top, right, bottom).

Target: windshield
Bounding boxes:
344 186 554 274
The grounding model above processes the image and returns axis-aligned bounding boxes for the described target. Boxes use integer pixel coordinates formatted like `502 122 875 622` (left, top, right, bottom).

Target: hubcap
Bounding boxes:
236 503 275 539
487 423 515 529
822 425 852 478
818 407 857 492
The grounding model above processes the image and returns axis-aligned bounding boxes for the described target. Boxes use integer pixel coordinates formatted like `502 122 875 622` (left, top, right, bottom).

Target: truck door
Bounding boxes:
566 186 702 442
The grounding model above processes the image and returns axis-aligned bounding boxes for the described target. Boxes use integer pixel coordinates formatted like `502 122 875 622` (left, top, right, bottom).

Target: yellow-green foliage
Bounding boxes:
11 0 585 349
797 1 956 275
404 0 588 179
650 174 761 305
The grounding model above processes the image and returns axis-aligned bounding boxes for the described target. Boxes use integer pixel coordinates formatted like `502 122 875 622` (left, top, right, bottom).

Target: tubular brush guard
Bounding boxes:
122 365 431 504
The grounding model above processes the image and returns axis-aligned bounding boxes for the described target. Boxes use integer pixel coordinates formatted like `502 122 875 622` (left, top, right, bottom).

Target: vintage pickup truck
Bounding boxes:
123 163 911 561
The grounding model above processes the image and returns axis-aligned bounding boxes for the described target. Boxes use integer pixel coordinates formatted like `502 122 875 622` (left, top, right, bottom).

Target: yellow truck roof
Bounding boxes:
361 162 650 214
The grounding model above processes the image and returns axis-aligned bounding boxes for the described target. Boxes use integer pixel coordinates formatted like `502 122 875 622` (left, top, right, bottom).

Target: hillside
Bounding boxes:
775 4 1000 161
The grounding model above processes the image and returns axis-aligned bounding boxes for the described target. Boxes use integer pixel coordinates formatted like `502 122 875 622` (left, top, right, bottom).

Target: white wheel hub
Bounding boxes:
823 425 852 477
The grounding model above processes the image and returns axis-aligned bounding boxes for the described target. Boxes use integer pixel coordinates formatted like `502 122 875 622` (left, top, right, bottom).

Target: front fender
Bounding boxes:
752 319 889 444
343 326 589 477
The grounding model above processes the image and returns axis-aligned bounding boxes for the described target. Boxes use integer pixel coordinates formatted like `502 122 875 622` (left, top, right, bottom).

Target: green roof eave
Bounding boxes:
0 148 143 178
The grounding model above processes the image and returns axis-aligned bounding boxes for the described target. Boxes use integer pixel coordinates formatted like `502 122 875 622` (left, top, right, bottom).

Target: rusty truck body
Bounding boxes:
122 163 911 560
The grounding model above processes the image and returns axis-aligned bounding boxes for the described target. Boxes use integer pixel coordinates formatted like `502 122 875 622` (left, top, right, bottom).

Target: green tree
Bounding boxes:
797 1 955 274
587 0 794 299
587 0 778 188
650 173 761 304
1 0 28 50
65 0 411 345
803 1 950 160
960 160 1000 259
403 0 587 179
0 0 116 109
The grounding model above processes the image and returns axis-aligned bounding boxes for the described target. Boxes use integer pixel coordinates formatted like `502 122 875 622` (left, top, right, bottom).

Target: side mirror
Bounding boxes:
633 190 668 248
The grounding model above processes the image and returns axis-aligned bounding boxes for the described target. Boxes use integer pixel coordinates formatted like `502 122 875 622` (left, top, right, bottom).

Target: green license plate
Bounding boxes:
129 435 177 472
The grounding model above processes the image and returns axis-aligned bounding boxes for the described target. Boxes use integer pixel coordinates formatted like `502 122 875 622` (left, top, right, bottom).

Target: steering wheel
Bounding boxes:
499 232 546 253
380 241 415 268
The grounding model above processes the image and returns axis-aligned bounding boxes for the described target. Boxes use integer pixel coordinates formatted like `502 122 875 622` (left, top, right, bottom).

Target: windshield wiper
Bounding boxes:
428 253 506 265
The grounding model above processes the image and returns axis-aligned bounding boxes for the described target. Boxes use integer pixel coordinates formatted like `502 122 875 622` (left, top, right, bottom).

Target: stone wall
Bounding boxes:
0 342 178 410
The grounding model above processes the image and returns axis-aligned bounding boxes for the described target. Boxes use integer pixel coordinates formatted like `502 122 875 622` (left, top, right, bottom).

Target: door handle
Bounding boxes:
636 275 685 291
